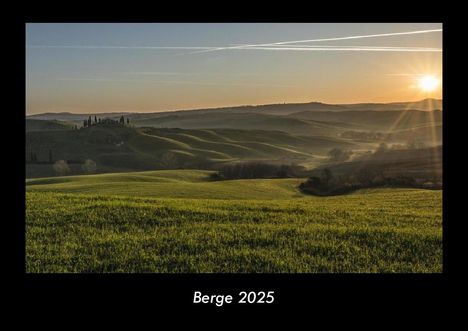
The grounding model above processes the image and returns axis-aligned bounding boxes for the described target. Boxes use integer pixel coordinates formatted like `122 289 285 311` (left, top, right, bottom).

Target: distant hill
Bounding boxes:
129 111 359 136
288 110 442 131
26 99 442 139
27 98 442 121
26 119 75 132
26 124 358 178
315 145 442 181
219 98 442 115
301 145 442 195
27 112 131 122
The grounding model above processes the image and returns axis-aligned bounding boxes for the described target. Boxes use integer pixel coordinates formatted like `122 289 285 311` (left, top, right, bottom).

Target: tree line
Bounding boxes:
300 146 442 196
210 162 307 180
27 149 54 163
82 115 130 128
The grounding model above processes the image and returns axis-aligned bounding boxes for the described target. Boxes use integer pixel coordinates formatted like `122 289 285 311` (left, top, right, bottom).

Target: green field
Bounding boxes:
26 170 442 273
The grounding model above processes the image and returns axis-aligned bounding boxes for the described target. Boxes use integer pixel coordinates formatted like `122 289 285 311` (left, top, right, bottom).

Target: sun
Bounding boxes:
418 75 439 92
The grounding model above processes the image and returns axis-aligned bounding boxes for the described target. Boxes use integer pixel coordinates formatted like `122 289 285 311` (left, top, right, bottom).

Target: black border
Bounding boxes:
9 8 457 313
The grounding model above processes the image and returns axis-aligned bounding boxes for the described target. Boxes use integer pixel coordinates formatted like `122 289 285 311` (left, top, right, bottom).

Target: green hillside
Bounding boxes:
130 111 355 136
26 184 442 273
26 124 359 178
288 110 442 132
27 99 442 146
26 169 306 199
320 146 443 180
26 119 75 132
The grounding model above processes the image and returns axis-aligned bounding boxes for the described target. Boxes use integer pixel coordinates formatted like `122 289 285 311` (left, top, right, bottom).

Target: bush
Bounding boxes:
81 159 97 173
53 160 70 176
300 168 437 196
328 148 353 162
216 162 306 180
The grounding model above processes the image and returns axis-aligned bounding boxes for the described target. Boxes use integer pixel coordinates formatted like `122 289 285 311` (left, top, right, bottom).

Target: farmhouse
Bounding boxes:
100 118 118 125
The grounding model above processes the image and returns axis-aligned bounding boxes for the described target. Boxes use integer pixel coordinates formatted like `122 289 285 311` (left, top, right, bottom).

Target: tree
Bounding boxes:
98 118 101 123
406 138 425 149
83 119 87 128
88 116 92 127
127 118 130 125
375 142 388 154
328 148 352 162
307 176 322 188
81 159 97 173
120 116 125 124
322 168 333 185
94 115 97 123
53 160 70 175
161 151 177 168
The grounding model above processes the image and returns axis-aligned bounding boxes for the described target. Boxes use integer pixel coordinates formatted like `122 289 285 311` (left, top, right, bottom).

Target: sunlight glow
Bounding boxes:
418 75 439 92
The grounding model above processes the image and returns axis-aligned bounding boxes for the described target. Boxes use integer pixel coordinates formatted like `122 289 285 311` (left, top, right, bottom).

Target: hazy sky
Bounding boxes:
26 23 442 114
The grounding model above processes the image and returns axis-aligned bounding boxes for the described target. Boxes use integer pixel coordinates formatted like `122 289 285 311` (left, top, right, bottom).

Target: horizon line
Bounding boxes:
26 97 442 116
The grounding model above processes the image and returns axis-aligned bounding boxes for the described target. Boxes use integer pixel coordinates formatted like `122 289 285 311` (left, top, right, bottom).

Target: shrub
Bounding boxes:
216 162 306 180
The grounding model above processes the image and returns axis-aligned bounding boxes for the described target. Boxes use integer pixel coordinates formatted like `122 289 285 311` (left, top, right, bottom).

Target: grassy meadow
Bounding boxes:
26 170 442 273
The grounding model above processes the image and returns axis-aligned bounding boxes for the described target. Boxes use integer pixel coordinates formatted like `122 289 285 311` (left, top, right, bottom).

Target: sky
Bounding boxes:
26 23 442 115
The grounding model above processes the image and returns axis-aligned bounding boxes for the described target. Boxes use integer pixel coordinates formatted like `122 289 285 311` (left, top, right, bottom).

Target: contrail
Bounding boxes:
231 46 441 52
27 45 220 50
187 28 442 54
240 45 439 50
28 28 442 54
29 44 442 53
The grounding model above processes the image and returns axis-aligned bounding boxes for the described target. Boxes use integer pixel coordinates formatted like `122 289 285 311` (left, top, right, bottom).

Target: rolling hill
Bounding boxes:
26 171 442 272
26 123 359 178
308 146 442 188
26 169 306 199
128 112 361 136
26 99 442 143
25 99 442 178
26 119 75 132
27 98 442 122
288 110 442 132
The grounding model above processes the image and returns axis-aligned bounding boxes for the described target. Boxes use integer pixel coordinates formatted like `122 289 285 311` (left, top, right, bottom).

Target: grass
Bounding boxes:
26 170 442 273
26 170 306 199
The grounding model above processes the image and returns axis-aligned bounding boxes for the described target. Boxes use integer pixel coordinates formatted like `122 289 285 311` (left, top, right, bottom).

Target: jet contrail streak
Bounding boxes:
188 28 442 54
28 28 442 54
238 45 439 50
27 45 220 50
221 46 441 52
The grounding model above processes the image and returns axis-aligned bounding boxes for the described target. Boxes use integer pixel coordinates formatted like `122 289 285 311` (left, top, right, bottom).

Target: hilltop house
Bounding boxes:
100 118 119 125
